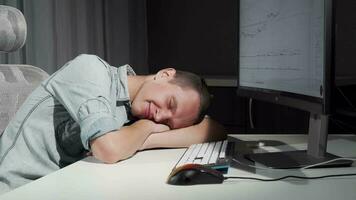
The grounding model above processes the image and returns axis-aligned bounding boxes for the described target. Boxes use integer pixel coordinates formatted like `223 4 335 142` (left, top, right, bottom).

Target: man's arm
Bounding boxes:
90 119 169 164
139 117 227 150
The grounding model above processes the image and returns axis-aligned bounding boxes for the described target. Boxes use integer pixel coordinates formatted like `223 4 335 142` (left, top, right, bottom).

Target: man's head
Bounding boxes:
130 68 210 129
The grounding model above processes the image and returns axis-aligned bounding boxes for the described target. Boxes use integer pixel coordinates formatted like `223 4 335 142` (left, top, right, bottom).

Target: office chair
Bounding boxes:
0 5 49 135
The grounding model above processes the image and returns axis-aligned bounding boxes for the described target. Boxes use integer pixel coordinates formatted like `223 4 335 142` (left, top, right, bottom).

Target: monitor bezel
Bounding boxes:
236 0 334 115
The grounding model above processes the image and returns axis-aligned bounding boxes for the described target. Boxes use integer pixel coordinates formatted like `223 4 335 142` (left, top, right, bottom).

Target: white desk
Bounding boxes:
1 134 356 200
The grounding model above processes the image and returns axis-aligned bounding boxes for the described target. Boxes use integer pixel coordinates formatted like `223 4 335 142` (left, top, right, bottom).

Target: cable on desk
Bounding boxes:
224 173 356 182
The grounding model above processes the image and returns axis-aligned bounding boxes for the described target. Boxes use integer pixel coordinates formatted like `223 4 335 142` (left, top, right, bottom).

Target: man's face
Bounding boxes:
130 69 200 129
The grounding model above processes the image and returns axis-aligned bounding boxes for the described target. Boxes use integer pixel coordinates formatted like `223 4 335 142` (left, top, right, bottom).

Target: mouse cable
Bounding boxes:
224 173 356 182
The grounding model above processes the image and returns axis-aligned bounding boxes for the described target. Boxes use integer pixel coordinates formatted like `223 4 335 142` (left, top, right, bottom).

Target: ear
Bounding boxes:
154 68 176 80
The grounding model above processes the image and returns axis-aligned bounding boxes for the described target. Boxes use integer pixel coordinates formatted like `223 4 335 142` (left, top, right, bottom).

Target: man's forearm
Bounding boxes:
140 117 227 150
90 119 156 163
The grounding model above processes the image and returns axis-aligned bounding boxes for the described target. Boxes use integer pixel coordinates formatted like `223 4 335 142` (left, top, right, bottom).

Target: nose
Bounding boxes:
154 109 172 124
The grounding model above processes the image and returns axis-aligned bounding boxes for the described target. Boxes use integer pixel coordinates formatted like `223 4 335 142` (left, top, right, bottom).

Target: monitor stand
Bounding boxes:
245 113 353 169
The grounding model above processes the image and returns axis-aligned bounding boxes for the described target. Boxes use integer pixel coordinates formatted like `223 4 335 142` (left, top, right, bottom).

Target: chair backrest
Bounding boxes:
0 5 27 52
0 6 49 134
0 65 49 134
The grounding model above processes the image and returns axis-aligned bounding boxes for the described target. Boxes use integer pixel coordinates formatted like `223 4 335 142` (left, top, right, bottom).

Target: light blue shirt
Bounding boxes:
43 54 135 150
0 54 135 193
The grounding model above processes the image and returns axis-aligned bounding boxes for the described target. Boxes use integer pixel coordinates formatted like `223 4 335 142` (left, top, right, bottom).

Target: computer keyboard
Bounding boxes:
173 140 232 173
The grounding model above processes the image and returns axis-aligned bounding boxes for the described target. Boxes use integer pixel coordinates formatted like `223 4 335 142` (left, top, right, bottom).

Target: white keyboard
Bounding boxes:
174 140 231 173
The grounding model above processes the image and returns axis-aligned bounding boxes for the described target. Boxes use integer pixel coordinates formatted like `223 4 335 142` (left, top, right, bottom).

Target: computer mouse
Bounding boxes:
167 164 225 185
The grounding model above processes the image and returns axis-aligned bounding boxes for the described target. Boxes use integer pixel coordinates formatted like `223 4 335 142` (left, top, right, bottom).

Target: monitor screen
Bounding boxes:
237 0 352 168
239 0 324 98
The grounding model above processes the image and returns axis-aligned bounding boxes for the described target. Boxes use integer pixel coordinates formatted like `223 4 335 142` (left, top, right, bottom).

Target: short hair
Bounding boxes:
168 70 211 124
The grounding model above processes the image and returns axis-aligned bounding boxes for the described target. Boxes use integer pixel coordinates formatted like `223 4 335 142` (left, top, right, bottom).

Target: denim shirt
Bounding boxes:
43 54 135 150
0 54 135 193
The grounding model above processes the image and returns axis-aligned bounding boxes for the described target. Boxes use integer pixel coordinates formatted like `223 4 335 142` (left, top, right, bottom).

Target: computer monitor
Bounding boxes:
237 0 351 168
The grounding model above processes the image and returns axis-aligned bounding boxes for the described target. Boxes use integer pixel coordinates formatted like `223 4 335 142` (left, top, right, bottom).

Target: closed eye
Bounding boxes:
169 97 177 112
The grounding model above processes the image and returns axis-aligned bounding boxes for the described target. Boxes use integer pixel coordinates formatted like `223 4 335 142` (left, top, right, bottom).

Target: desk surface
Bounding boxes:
1 134 356 200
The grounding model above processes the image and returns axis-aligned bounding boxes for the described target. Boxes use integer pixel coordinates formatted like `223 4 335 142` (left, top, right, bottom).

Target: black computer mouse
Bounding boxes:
167 164 225 185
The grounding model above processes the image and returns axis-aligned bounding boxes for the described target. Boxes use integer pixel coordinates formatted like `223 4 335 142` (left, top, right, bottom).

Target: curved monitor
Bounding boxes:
237 0 352 168
237 0 331 115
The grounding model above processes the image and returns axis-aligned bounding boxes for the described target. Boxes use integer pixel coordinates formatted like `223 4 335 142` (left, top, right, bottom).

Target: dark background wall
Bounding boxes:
147 0 236 76
146 0 356 134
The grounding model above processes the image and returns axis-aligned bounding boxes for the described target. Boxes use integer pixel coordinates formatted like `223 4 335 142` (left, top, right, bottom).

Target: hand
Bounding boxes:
133 119 170 133
151 122 170 133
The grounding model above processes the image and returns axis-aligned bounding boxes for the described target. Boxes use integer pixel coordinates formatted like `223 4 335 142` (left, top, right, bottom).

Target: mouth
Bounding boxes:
145 102 151 119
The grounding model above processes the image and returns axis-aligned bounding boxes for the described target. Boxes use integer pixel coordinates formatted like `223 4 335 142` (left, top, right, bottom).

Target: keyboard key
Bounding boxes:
186 143 202 164
193 158 202 164
197 142 209 158
201 142 215 164
219 140 228 158
176 144 196 167
208 141 222 164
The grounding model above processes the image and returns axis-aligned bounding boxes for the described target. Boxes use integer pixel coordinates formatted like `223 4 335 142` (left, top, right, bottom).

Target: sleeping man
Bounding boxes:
0 54 226 193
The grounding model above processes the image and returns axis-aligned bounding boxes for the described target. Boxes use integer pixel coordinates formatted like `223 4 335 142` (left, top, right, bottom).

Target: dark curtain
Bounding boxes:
0 0 148 74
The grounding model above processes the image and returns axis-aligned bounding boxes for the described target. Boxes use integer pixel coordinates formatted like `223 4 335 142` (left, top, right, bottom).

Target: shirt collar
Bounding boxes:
116 64 136 102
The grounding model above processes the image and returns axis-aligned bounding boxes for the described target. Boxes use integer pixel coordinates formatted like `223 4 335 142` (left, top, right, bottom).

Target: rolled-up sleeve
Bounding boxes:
43 54 121 150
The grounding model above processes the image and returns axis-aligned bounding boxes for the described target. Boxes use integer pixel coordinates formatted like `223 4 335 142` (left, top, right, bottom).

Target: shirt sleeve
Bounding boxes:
43 54 122 150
